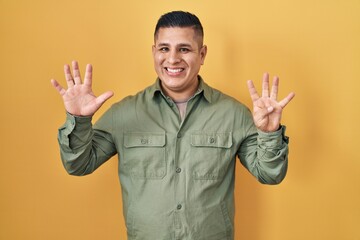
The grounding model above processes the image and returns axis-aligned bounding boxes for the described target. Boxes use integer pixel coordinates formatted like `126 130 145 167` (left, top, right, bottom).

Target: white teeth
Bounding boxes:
166 68 183 73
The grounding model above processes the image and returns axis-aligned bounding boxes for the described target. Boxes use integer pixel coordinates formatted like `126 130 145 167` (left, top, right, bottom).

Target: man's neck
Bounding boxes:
160 81 199 103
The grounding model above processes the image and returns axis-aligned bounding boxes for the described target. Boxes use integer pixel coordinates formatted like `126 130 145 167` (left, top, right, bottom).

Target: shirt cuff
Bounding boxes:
257 125 289 148
59 112 92 137
66 111 92 128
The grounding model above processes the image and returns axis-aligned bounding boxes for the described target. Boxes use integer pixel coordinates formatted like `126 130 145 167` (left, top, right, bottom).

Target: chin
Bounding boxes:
161 76 184 86
163 82 184 91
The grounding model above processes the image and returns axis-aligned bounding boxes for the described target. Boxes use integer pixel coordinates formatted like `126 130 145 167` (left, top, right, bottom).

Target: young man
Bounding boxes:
51 11 294 240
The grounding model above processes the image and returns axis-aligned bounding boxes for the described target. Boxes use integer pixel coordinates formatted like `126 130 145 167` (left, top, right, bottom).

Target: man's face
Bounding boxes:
152 27 207 99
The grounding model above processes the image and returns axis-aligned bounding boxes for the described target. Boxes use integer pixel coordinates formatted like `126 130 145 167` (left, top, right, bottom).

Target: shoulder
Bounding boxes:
111 84 155 110
206 84 250 113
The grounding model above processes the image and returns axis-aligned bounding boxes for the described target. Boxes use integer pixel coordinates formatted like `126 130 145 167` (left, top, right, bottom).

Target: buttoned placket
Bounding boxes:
163 95 184 238
161 91 204 239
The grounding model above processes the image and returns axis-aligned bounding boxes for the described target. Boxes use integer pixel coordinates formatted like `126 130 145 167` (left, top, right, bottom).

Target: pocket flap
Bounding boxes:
191 132 232 148
124 132 166 148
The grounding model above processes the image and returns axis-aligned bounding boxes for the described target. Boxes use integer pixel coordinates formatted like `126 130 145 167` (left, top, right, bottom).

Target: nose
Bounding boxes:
167 49 181 64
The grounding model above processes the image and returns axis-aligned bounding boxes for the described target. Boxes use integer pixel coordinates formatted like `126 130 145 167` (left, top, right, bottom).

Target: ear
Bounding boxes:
152 45 156 57
200 45 207 65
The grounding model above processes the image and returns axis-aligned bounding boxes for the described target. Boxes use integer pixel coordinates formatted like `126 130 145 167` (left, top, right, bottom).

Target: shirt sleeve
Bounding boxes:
237 111 289 184
57 111 117 176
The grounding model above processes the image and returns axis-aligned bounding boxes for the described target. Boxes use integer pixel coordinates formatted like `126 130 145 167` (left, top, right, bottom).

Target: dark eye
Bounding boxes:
159 47 169 52
179 48 189 53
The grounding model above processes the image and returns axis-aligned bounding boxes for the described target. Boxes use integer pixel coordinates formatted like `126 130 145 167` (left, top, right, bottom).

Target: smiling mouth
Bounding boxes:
165 67 185 74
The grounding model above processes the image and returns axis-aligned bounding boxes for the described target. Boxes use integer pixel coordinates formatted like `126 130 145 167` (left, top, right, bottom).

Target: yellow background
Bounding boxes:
1 0 359 239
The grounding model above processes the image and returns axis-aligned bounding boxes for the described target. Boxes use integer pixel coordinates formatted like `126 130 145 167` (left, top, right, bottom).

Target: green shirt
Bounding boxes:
58 77 289 240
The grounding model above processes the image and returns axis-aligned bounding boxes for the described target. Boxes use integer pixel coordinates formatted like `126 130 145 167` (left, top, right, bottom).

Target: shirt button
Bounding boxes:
209 137 215 143
176 204 182 210
176 167 181 173
177 133 182 138
141 139 148 144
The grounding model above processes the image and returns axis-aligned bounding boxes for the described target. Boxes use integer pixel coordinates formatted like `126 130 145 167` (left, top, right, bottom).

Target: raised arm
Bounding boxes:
51 60 114 116
238 73 294 184
51 61 116 175
247 73 295 132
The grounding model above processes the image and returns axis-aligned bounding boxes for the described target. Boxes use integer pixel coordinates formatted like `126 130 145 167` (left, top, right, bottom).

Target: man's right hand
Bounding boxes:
51 61 114 116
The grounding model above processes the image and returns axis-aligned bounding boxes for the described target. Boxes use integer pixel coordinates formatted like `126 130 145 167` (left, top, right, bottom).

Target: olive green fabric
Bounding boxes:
57 77 289 240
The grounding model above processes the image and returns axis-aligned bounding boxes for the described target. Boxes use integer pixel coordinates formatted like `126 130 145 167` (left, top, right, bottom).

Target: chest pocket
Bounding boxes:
191 132 233 180
124 132 166 179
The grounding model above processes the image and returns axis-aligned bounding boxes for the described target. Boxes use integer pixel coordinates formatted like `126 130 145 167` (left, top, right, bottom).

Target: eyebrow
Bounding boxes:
156 42 193 48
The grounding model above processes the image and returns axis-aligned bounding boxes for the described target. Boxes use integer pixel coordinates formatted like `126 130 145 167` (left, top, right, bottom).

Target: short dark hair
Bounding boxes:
154 11 204 41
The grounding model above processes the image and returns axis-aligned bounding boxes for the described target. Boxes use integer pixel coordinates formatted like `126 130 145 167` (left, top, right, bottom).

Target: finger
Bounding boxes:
84 64 93 87
264 101 274 112
72 60 82 84
253 108 270 125
262 72 270 97
255 98 273 113
51 79 66 96
64 64 74 88
95 91 114 106
270 76 279 100
279 92 295 108
267 106 274 112
247 80 260 102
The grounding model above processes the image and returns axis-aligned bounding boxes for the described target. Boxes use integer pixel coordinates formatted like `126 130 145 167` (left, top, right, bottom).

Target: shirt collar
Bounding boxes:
150 75 212 103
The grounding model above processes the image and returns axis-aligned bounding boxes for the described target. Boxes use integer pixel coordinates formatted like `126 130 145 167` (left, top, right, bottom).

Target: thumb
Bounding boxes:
95 91 114 106
267 106 274 112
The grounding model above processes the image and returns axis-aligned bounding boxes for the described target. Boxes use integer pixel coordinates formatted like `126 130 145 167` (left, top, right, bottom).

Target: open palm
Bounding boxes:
247 73 295 132
51 61 113 116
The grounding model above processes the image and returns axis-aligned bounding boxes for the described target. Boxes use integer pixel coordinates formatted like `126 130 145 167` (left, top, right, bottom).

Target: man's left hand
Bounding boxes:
247 73 295 132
